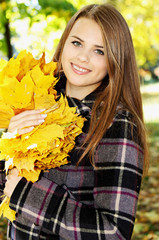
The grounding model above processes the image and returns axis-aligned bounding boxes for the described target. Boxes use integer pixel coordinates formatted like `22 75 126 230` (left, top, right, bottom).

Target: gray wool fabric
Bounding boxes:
0 91 143 240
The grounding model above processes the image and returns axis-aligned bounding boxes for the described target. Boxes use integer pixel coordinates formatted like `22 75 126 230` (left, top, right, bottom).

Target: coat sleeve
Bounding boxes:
0 130 8 203
9 115 144 240
0 161 6 203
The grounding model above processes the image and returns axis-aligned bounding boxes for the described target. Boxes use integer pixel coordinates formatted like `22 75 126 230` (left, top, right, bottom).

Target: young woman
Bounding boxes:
1 3 148 240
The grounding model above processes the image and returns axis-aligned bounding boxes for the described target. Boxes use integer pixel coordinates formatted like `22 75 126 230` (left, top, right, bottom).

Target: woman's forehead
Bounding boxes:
68 17 104 46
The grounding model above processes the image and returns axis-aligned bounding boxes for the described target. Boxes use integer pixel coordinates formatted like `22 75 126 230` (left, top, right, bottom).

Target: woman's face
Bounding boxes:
61 17 107 99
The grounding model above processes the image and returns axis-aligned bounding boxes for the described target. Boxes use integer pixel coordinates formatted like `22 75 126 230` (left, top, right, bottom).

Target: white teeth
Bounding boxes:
73 64 88 72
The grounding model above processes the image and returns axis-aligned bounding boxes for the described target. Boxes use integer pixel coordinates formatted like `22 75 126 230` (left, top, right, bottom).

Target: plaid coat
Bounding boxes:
0 91 143 240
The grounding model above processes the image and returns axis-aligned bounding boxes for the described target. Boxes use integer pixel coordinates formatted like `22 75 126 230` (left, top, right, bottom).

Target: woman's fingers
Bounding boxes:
11 109 45 121
8 109 47 134
4 168 22 198
8 168 19 177
10 114 47 130
18 126 35 135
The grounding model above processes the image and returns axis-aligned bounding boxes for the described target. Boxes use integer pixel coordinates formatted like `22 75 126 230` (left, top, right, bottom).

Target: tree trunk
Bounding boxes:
4 19 12 59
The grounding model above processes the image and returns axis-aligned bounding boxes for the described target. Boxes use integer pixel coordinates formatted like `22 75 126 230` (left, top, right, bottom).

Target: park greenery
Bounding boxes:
0 0 159 239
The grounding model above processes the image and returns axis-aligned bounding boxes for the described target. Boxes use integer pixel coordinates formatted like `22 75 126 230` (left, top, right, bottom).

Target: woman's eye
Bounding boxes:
72 41 81 47
95 49 104 55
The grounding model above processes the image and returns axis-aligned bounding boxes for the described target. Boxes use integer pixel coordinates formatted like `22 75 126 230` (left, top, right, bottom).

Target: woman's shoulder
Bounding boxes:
104 109 139 142
114 109 135 123
112 109 137 130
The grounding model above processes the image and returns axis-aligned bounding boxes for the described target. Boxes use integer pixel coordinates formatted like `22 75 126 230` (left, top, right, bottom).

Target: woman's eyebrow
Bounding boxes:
71 35 104 48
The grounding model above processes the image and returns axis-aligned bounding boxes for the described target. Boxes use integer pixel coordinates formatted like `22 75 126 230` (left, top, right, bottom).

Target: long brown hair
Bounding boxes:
53 4 149 174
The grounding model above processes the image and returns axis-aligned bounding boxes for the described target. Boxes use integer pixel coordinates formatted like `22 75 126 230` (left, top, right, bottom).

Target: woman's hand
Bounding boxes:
8 109 47 135
4 168 22 198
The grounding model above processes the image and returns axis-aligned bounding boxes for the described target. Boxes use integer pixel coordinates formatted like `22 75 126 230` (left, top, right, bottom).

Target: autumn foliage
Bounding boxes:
0 50 85 221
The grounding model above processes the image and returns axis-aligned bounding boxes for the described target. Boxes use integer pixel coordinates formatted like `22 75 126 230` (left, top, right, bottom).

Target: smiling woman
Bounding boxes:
61 17 107 100
0 3 149 240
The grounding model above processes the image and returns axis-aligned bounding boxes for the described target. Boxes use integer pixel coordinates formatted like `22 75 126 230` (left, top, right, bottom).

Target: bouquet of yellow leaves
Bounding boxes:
0 50 85 221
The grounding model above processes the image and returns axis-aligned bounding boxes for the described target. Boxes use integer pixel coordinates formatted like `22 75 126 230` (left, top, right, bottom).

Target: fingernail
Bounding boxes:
38 119 45 123
41 114 47 118
39 109 45 112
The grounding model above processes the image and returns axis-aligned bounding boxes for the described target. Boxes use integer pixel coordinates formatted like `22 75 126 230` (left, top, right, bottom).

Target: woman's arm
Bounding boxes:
8 112 143 240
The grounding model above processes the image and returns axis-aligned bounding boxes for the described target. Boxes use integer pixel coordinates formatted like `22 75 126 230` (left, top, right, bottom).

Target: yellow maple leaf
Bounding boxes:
42 61 57 75
0 103 14 128
19 168 41 182
34 88 56 110
0 196 16 222
22 123 64 153
31 65 53 89
16 50 39 81
2 57 20 78
0 75 34 110
14 154 35 172
0 58 8 84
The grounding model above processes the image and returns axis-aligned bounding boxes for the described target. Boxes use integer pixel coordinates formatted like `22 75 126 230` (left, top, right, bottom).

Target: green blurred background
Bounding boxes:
0 0 159 239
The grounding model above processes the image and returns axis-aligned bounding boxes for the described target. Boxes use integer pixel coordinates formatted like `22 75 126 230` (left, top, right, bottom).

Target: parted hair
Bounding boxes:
53 4 149 174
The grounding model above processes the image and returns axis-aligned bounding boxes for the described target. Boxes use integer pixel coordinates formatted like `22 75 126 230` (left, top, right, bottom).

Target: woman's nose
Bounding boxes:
77 49 90 63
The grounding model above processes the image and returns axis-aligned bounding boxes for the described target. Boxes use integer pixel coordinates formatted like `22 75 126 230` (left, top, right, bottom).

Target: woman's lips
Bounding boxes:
71 63 91 75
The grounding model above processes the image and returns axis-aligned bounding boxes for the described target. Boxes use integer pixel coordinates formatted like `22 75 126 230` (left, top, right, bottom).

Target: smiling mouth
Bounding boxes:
71 63 91 73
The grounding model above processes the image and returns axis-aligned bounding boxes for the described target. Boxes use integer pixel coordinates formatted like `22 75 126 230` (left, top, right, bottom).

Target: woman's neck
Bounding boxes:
66 81 101 100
